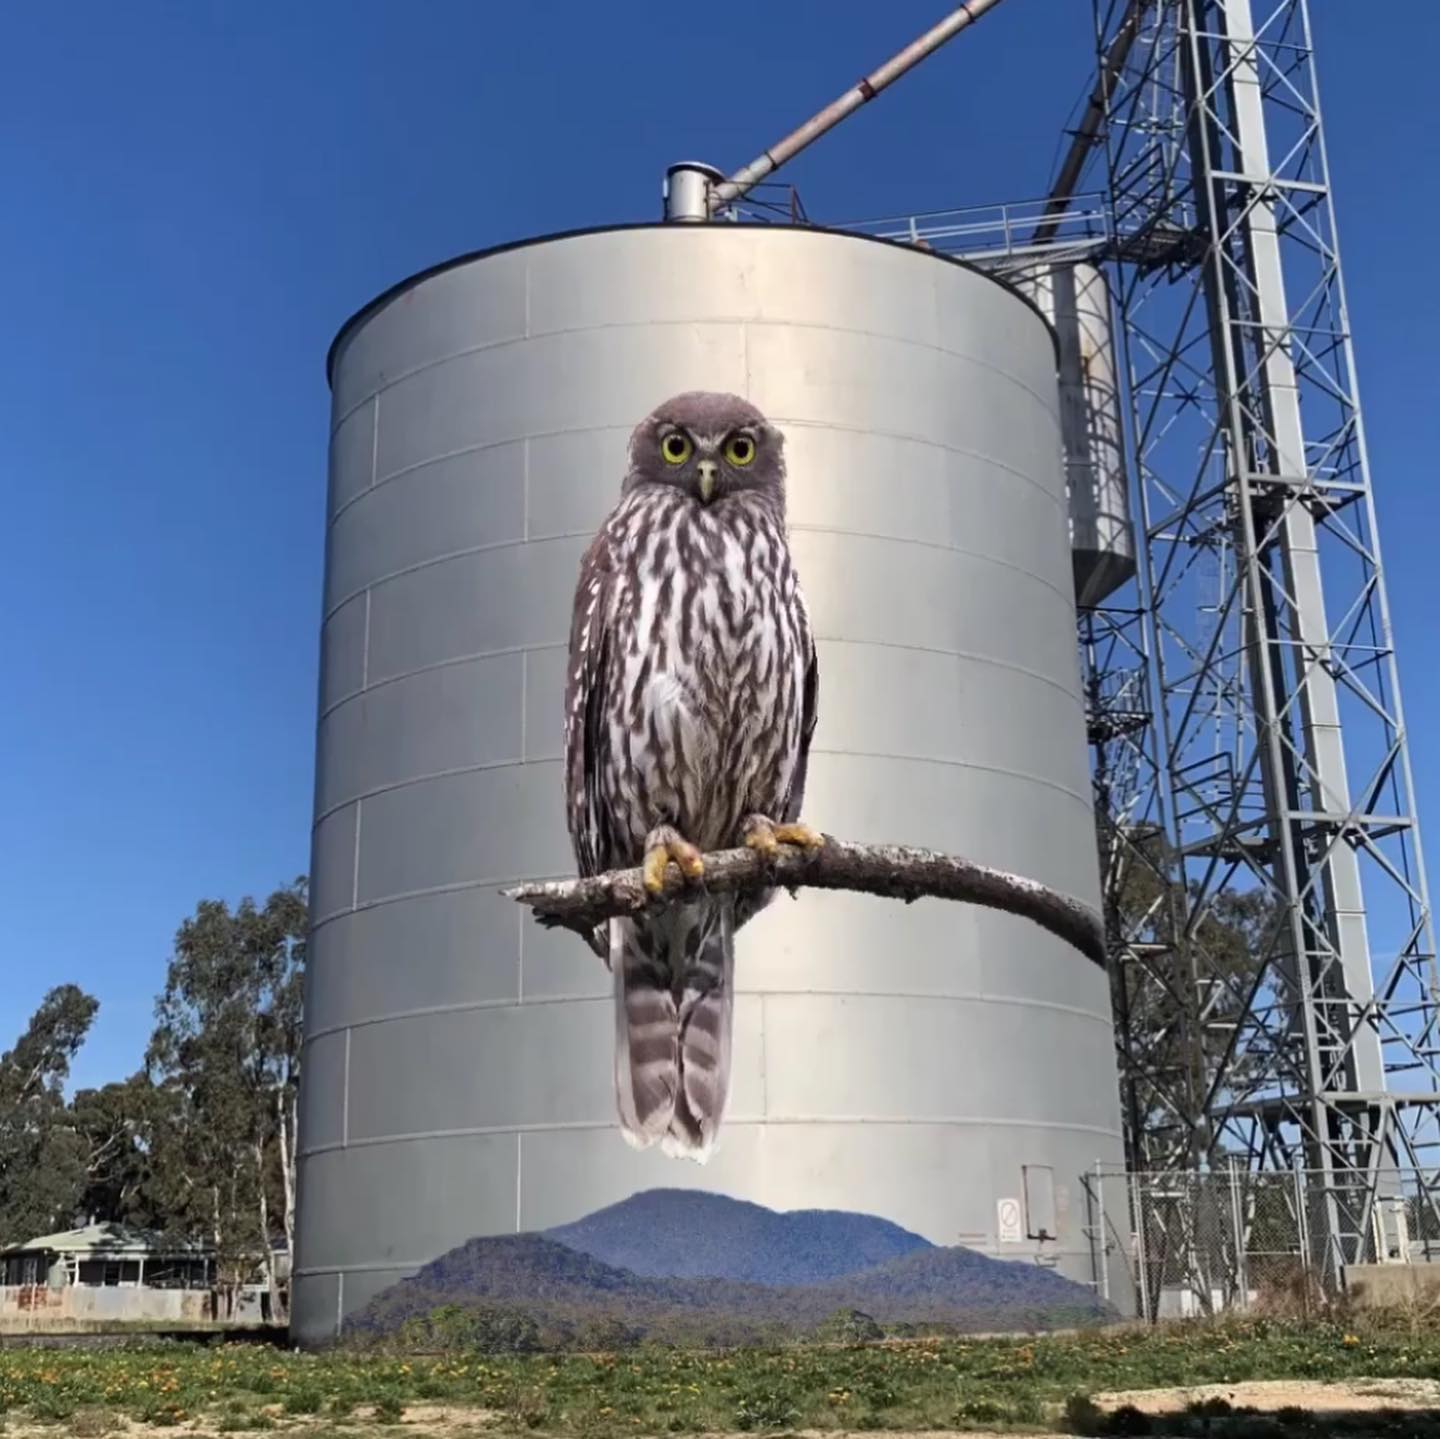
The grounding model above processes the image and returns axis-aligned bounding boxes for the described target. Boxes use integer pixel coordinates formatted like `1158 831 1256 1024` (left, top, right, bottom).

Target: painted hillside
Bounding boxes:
546 1187 935 1285
347 1189 1112 1350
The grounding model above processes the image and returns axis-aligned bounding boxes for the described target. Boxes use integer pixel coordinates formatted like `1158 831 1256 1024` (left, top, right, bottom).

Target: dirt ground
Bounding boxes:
4 1380 1440 1436
1089 1374 1440 1414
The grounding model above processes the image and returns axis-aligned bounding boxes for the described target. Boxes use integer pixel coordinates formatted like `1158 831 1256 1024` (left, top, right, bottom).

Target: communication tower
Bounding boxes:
683 0 1440 1275
1080 0 1439 1267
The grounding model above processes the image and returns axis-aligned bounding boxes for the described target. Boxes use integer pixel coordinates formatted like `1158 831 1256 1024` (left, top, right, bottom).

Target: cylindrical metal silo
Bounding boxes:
294 224 1128 1344
1009 260 1135 608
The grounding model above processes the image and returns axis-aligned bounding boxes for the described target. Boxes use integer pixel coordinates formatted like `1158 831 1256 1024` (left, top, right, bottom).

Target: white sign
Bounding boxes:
997 1197 1023 1243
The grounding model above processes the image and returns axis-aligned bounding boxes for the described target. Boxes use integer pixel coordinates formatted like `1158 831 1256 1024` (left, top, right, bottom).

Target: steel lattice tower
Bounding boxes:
1076 0 1439 1261
671 0 1440 1277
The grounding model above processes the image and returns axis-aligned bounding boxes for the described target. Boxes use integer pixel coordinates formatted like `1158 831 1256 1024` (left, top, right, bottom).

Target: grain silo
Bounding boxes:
1007 259 1134 609
293 222 1129 1344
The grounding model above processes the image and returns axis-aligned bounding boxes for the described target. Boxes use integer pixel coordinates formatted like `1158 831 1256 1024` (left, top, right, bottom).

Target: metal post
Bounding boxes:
1228 1156 1250 1311
1293 1159 1312 1317
1221 0 1383 1091
1395 1187 1411 1265
1130 1169 1152 1322
1089 1159 1111 1304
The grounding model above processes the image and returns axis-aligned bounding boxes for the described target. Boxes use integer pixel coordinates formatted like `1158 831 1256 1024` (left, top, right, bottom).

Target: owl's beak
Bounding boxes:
696 460 718 504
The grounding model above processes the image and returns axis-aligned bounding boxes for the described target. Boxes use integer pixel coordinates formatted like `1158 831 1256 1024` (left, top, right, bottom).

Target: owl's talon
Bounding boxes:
642 847 670 896
642 830 706 895
742 815 823 861
742 817 781 861
672 839 705 882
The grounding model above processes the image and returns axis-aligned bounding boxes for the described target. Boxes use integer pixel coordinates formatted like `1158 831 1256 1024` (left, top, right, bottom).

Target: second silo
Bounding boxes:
295 223 1126 1344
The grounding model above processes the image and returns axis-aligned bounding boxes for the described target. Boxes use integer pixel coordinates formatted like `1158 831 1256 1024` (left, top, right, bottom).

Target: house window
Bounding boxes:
21 1257 38 1286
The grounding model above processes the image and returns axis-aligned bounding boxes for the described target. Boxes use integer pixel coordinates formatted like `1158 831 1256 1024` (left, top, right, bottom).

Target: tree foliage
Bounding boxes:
68 1074 172 1229
1104 820 1286 1165
0 985 99 1245
0 880 307 1314
144 878 307 1315
0 984 98 1111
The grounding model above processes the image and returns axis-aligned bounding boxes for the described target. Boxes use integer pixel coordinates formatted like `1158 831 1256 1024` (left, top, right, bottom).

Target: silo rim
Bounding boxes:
325 222 1059 387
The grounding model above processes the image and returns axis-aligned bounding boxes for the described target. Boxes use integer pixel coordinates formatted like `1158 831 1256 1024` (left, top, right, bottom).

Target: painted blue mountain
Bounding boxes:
545 1188 934 1286
348 1188 1114 1349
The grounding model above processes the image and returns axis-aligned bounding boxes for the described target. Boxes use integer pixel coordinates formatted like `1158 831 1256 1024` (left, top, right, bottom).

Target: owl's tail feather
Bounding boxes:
663 899 735 1164
612 917 680 1150
611 902 736 1162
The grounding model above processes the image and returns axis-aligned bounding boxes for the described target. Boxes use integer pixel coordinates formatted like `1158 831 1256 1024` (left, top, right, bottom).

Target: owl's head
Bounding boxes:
624 391 785 507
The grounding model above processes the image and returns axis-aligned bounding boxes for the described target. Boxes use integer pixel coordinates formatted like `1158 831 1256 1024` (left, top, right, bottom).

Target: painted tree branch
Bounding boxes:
503 835 1106 967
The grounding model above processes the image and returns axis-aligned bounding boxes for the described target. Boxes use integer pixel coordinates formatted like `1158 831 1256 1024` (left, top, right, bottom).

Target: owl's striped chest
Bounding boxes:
601 493 804 851
619 504 775 727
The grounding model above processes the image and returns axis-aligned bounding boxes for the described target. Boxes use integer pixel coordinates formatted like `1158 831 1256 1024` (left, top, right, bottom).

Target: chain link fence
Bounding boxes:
1085 1165 1440 1320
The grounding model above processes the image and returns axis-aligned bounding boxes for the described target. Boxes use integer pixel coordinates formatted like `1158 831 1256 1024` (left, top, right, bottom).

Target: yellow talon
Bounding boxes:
643 837 705 895
676 843 705 881
745 817 824 858
643 847 670 895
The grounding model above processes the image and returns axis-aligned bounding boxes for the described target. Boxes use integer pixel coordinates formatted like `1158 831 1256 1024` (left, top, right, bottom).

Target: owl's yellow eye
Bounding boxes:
661 433 692 465
725 434 756 467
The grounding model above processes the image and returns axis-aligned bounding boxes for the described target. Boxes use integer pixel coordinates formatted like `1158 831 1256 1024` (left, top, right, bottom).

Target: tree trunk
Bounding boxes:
277 1087 296 1262
275 1088 296 1325
255 1140 282 1323
211 1184 231 1322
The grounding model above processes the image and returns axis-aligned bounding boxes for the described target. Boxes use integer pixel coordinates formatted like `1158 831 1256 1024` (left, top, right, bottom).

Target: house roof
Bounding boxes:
0 1222 210 1259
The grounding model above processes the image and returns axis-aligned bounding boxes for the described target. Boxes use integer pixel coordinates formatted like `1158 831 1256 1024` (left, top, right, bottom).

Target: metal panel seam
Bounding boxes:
334 426 1065 523
310 837 1100 930
311 748 1094 830
303 1114 1124 1158
319 636 1084 724
301 988 1117 1046
321 524 1077 625
299 1262 418 1279
331 316 1062 431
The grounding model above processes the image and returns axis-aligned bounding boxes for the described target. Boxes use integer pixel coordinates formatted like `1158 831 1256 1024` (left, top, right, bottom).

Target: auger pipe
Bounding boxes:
708 0 1012 213
1032 0 1147 246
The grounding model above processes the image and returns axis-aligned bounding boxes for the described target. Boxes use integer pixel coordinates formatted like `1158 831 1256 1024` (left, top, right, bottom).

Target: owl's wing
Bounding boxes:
734 588 819 937
781 591 819 825
563 529 616 883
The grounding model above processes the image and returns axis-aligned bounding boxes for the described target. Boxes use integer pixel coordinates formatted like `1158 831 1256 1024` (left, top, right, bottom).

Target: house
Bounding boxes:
0 1223 215 1330
0 1222 213 1289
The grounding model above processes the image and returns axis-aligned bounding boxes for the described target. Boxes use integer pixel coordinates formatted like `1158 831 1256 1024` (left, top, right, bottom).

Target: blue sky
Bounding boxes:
3 2 1436 1092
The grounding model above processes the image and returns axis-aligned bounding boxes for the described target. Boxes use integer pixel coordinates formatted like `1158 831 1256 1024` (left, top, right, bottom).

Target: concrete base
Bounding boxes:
0 1283 213 1333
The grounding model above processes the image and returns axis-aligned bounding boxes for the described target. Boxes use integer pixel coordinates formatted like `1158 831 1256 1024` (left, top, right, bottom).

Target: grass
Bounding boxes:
0 1315 1438 1433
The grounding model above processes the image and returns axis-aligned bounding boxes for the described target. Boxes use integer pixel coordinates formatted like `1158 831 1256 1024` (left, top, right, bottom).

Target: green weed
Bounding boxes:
0 1313 1438 1434
371 1393 406 1425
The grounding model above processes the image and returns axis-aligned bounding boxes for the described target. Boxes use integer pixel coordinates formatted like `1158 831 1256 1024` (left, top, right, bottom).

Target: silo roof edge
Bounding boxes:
325 222 1059 388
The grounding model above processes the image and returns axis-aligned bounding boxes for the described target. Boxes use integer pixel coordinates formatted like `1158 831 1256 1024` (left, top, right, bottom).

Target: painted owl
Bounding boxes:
563 391 820 1162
